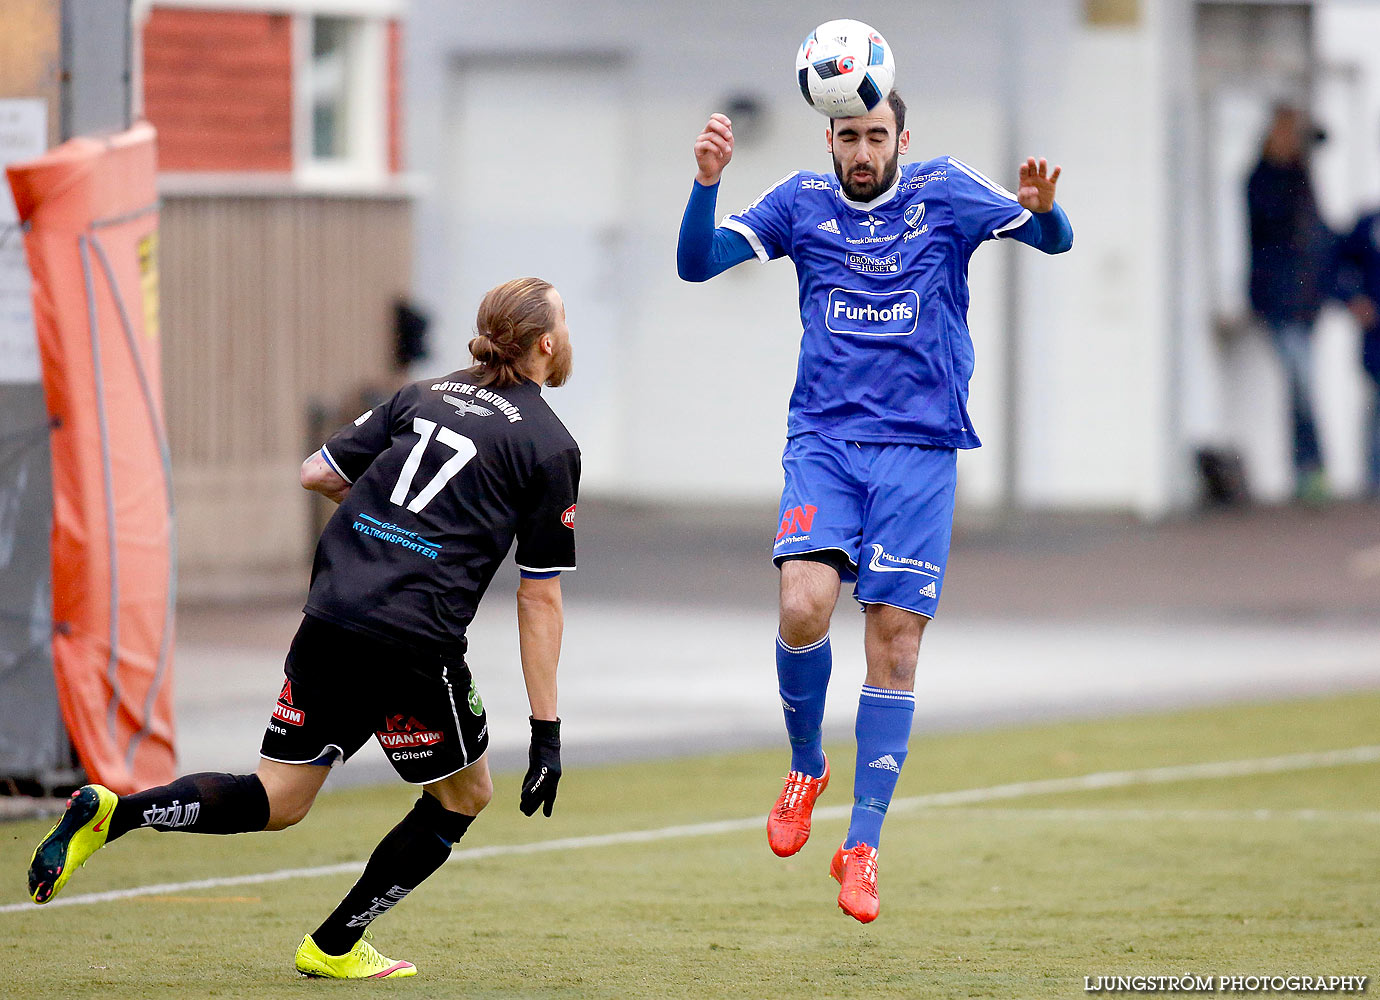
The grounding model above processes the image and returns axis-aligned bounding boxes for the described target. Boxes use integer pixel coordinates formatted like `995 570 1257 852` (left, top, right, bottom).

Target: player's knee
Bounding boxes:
263 793 315 830
426 768 492 815
256 768 321 830
455 770 493 814
779 591 832 645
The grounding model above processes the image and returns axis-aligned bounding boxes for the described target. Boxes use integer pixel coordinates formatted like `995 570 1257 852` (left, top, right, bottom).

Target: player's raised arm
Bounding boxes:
1006 157 1073 255
516 574 563 816
695 113 735 186
677 114 759 282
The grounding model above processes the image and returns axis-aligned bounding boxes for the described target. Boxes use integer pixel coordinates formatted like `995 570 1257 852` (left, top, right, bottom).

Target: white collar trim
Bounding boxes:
838 175 901 213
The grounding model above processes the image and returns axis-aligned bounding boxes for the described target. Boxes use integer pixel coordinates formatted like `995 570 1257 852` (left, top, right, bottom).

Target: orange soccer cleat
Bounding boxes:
766 756 830 857
832 843 880 923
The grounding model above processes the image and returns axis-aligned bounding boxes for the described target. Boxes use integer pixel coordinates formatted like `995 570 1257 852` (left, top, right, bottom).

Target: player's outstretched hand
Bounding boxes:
694 114 734 187
520 717 562 817
1017 157 1061 214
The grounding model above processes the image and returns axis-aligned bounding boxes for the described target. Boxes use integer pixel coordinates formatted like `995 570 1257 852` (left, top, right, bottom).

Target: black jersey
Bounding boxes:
304 371 580 655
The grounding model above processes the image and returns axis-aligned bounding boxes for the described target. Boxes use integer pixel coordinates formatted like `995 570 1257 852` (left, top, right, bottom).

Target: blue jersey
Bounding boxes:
722 157 1030 448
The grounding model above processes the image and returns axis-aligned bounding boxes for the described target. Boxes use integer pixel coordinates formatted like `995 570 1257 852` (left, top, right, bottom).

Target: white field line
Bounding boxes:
3 744 1377 915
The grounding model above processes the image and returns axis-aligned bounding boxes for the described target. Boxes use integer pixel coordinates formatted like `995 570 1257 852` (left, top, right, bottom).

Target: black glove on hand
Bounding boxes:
520 717 562 817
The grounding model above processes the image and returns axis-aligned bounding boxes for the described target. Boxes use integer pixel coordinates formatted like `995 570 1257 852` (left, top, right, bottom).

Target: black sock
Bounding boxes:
312 793 474 956
107 772 270 841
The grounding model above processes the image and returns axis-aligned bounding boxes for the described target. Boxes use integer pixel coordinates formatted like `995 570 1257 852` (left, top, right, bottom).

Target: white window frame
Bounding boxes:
293 12 389 189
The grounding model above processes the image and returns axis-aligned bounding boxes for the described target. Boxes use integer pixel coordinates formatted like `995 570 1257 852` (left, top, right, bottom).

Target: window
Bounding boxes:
310 17 354 161
295 13 387 186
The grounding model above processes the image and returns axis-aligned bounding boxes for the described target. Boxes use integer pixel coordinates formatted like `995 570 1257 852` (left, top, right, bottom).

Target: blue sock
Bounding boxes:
776 633 831 777
845 684 915 850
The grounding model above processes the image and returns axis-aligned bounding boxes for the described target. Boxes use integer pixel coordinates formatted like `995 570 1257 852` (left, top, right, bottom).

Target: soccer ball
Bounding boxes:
795 19 896 119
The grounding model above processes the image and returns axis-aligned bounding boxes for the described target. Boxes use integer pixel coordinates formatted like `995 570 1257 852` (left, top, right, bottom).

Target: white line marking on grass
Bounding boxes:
5 744 1377 915
913 807 1380 823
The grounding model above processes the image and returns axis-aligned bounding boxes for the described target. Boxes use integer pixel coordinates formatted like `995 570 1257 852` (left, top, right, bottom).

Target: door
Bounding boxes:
445 56 631 490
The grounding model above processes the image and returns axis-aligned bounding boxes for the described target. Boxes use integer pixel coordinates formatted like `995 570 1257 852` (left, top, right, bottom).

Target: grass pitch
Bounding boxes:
3 691 1378 999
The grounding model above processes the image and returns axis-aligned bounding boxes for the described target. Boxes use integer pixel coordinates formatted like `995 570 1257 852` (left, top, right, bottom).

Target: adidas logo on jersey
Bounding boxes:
868 754 901 773
918 582 938 599
818 219 840 234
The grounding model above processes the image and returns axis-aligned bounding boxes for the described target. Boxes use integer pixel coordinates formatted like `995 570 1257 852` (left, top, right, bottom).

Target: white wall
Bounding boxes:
406 1 1192 514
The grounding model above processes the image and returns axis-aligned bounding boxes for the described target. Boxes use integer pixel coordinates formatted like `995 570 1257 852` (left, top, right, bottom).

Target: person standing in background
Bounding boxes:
1246 104 1337 504
1335 204 1380 498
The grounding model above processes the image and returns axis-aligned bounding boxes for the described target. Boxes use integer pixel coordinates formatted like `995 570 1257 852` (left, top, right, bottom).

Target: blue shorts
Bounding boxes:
771 433 957 618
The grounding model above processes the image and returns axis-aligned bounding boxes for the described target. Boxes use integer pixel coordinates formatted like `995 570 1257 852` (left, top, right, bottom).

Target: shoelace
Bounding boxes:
354 931 388 970
775 771 819 817
844 848 878 899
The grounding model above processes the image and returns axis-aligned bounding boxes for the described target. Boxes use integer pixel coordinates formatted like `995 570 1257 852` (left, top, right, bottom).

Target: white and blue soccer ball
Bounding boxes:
795 19 896 119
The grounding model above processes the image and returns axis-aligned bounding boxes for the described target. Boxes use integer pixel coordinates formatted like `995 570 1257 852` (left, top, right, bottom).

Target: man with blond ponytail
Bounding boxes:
27 277 580 981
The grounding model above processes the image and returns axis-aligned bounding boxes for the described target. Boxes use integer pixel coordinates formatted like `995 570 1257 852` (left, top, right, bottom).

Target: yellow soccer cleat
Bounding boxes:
28 784 118 904
294 933 417 979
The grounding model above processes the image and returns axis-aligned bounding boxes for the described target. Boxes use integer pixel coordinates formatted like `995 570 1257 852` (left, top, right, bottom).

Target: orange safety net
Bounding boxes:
6 123 176 794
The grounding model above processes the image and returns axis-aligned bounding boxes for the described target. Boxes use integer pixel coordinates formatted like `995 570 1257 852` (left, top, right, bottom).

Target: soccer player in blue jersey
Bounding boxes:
677 91 1072 923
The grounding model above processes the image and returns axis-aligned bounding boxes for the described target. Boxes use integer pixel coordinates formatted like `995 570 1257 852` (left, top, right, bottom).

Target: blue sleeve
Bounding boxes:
677 180 757 281
722 171 799 262
945 157 1032 248
1003 202 1074 255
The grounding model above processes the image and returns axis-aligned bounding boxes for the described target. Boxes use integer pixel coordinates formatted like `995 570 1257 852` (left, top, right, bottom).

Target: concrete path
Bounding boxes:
173 499 1380 786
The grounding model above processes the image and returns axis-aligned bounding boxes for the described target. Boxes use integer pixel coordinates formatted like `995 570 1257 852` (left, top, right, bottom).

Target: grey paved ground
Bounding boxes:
168 498 1380 787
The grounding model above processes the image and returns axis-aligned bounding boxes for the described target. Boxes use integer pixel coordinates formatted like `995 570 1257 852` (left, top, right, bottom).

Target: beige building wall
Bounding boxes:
161 194 412 596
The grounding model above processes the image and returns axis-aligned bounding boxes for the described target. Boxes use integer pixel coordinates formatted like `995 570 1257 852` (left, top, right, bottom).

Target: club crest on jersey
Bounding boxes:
904 202 926 228
826 289 920 336
847 251 899 275
561 504 576 529
444 394 493 418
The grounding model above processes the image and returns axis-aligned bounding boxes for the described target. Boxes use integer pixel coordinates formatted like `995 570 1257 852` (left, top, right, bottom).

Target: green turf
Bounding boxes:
3 691 1378 998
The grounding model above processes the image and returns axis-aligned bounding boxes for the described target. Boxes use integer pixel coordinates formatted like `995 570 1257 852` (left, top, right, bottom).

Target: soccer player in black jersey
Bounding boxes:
27 277 581 980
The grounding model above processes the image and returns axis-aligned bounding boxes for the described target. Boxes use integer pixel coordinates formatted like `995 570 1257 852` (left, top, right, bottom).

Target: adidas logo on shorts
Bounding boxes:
868 754 901 773
918 582 938 599
818 219 841 234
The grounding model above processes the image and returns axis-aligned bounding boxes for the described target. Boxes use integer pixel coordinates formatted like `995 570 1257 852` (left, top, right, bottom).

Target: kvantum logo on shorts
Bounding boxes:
847 251 899 275
826 289 920 337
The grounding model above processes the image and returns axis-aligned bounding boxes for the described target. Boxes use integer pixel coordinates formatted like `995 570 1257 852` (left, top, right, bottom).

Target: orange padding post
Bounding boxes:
7 123 177 794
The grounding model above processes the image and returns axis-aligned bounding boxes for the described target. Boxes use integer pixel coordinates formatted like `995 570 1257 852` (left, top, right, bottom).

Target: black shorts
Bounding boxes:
260 615 489 784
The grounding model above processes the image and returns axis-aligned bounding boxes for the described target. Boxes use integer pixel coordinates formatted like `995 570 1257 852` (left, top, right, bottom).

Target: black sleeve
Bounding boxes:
320 392 398 484
514 448 581 572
